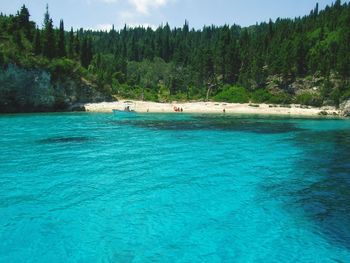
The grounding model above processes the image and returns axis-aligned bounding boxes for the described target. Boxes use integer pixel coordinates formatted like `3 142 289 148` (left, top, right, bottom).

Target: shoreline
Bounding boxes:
83 100 341 117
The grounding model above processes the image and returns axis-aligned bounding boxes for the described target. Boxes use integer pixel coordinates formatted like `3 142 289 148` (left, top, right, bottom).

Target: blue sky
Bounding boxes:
1 0 339 30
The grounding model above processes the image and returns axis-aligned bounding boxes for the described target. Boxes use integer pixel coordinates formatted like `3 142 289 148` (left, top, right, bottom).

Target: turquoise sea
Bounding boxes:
0 113 350 262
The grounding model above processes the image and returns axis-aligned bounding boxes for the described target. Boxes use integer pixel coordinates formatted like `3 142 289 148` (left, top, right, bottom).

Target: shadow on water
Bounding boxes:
264 129 350 250
110 115 304 134
37 136 93 144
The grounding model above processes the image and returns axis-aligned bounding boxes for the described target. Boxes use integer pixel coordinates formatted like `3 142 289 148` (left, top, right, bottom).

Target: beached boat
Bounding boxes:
113 101 138 119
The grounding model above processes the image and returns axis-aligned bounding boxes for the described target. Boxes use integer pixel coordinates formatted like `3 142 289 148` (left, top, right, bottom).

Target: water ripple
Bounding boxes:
0 113 350 262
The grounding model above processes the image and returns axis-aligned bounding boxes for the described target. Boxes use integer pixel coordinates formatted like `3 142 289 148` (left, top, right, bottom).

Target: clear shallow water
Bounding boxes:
0 113 350 262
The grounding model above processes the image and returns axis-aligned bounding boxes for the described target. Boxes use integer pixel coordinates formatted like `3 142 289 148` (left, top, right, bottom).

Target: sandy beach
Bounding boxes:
83 100 340 117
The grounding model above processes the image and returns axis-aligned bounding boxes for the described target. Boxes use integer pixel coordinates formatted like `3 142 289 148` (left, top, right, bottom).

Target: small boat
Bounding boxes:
112 109 138 120
113 102 137 119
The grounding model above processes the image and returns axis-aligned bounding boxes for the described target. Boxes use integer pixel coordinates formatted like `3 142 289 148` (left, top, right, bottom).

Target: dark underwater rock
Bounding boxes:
38 136 92 144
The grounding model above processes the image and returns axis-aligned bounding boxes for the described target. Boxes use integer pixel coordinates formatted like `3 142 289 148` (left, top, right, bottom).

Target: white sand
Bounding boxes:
83 100 340 117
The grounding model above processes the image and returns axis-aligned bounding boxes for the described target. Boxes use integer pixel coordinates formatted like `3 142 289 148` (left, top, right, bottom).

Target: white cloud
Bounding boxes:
100 0 119 3
128 0 169 15
91 23 114 31
118 8 160 28
90 22 157 31
89 0 174 31
128 23 158 30
120 10 136 21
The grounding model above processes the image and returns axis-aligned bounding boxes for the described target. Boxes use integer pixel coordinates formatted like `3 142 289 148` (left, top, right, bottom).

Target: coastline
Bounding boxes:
83 100 341 117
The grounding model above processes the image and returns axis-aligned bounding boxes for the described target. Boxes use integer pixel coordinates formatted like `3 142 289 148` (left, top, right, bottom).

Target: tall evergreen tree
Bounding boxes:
58 19 66 57
86 37 93 66
314 3 319 16
33 27 41 55
13 30 22 48
43 4 50 27
2 2 350 105
42 5 55 59
337 9 350 77
17 5 32 39
80 37 93 68
67 27 75 58
80 37 87 67
74 31 80 57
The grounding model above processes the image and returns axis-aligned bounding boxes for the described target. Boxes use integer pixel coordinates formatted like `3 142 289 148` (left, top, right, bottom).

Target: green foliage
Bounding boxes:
250 89 273 103
341 87 350 101
268 92 292 104
170 92 188 102
49 58 79 79
296 92 323 107
57 20 66 58
80 37 92 68
33 28 41 55
143 88 159 101
0 51 4 66
158 84 171 102
330 87 341 108
214 86 250 103
42 17 55 59
116 85 143 100
1 2 350 104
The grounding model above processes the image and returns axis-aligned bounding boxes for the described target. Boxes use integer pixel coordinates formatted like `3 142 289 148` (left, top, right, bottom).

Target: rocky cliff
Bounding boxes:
0 64 113 113
264 73 349 107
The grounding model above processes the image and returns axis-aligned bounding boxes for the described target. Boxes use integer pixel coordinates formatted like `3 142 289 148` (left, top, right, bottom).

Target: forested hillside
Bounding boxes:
0 5 112 112
1 1 350 110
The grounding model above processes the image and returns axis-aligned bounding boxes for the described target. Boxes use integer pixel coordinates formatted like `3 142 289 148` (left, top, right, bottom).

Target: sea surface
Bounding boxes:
0 112 350 263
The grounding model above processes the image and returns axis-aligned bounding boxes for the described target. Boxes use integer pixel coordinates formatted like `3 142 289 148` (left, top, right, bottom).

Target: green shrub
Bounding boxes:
117 85 142 100
170 92 188 102
49 58 78 79
213 86 249 103
158 84 170 102
296 92 323 107
250 89 272 103
143 89 158 101
268 92 292 104
341 87 350 100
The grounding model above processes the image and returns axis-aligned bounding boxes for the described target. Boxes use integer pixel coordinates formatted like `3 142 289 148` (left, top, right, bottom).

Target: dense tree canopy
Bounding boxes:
1 2 350 105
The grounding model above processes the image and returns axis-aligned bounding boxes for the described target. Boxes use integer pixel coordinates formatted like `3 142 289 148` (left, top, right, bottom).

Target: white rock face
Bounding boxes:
340 100 350 116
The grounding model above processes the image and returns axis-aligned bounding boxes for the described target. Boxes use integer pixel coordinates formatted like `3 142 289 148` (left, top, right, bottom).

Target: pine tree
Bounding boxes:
13 30 22 48
202 48 215 82
58 20 66 57
80 37 87 67
42 5 55 59
67 27 75 58
33 27 41 55
17 5 32 39
162 23 171 61
43 4 50 27
217 26 231 82
80 37 92 68
337 11 350 77
74 31 80 57
86 37 93 66
314 3 319 16
296 36 307 76
3 1 350 103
